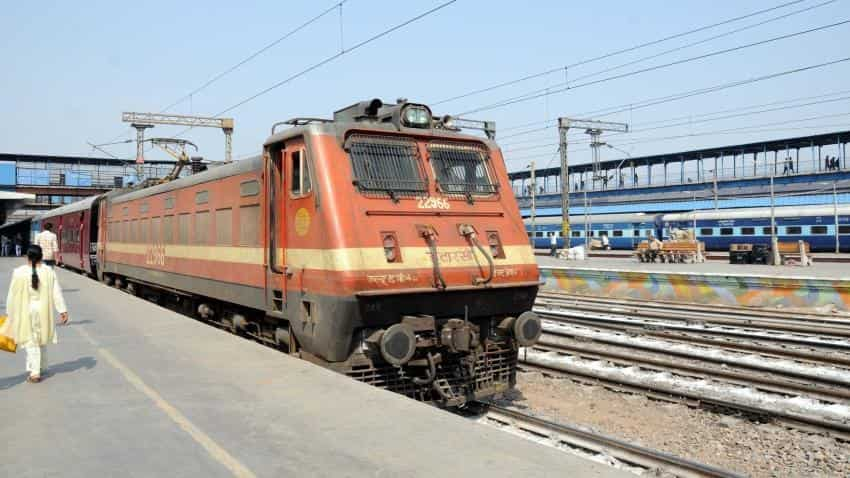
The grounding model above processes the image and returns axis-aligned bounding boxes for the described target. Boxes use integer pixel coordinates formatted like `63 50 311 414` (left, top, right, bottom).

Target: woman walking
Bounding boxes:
5 244 68 382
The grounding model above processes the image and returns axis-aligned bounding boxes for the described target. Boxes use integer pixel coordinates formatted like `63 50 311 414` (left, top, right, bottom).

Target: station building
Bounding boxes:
0 153 183 249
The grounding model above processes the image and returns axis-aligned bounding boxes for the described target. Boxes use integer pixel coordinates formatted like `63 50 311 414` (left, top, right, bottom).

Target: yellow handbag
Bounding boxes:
0 315 16 354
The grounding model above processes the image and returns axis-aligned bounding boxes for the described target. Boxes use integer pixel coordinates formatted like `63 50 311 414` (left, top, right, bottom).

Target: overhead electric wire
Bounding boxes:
508 0 838 107
502 94 850 154
171 0 457 139
160 1 351 113
459 19 850 116
432 0 808 106
96 0 352 147
505 111 850 165
496 56 850 142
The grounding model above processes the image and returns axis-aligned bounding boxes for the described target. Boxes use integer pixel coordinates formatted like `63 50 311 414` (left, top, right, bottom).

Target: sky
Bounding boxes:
1 0 849 173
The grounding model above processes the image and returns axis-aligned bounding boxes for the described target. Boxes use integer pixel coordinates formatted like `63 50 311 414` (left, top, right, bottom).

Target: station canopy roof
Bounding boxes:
508 129 850 180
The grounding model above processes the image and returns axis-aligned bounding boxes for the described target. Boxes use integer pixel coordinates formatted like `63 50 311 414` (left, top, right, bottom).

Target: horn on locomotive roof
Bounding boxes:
333 98 384 123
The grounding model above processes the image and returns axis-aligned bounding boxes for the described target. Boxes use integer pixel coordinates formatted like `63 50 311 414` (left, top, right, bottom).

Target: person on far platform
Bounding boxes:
549 233 558 257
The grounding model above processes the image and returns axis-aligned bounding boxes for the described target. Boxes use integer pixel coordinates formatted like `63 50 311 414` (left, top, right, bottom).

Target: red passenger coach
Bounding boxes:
37 195 101 275
92 99 542 406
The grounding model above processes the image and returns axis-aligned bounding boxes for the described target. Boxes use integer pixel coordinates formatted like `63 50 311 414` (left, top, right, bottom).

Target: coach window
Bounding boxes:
786 226 802 235
700 228 713 236
178 213 190 244
151 217 161 244
196 190 209 205
195 211 210 244
762 226 777 235
613 230 623 237
239 205 261 246
240 180 260 197
741 227 755 235
163 215 174 244
839 225 850 234
139 218 149 243
720 227 733 236
811 226 828 234
216 208 233 245
572 231 581 237
290 149 312 197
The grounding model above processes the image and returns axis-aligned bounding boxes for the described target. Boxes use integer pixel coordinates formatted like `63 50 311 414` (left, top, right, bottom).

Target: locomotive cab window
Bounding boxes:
347 135 427 197
290 149 312 197
428 142 496 197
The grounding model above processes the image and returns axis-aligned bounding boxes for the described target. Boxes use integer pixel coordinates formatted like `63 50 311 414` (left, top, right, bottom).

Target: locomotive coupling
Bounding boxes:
499 311 542 347
440 318 480 353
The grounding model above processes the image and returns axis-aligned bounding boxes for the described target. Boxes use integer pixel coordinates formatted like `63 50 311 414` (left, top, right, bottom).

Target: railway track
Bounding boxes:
536 307 850 352
526 292 850 440
537 291 850 337
478 404 742 478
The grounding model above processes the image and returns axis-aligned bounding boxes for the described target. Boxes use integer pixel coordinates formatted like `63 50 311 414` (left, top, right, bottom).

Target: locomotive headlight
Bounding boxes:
401 104 432 128
382 233 400 262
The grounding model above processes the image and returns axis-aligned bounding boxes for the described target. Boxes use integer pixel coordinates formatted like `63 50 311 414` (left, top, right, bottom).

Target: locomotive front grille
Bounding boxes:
346 340 517 404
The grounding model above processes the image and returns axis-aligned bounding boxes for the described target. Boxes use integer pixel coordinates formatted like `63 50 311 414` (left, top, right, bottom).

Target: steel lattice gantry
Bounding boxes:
122 112 235 178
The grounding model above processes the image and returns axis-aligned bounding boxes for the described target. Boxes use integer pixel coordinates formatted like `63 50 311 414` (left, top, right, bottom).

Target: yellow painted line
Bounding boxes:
106 242 537 271
75 327 257 478
106 243 263 265
283 245 537 271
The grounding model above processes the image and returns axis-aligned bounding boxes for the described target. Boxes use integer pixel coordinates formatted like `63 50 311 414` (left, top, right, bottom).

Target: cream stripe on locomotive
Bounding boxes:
105 243 536 271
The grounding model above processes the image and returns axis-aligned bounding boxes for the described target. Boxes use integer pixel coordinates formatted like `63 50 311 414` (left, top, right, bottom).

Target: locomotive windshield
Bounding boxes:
348 135 428 196
428 142 496 196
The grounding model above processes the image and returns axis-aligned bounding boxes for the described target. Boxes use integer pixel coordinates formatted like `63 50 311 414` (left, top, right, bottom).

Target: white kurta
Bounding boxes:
4 264 67 375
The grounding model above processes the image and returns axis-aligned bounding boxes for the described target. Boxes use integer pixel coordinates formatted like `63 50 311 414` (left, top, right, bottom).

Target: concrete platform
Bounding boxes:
0 259 626 478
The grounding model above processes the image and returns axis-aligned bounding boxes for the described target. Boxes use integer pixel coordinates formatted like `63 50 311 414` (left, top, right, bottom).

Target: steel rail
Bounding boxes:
537 309 850 351
480 404 743 478
537 290 850 325
536 294 850 336
540 327 850 389
518 358 850 441
533 339 850 402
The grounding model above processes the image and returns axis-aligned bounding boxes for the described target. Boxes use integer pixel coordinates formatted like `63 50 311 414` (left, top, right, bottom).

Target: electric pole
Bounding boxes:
558 117 628 249
529 161 536 243
558 119 570 245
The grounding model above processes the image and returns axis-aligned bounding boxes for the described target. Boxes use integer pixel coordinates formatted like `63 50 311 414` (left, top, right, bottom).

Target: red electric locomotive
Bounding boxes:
83 99 543 406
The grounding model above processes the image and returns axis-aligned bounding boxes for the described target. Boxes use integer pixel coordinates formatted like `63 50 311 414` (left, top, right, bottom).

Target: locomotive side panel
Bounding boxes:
101 160 267 310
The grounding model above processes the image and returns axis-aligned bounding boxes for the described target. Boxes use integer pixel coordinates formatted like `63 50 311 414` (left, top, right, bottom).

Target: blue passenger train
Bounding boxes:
526 204 850 252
